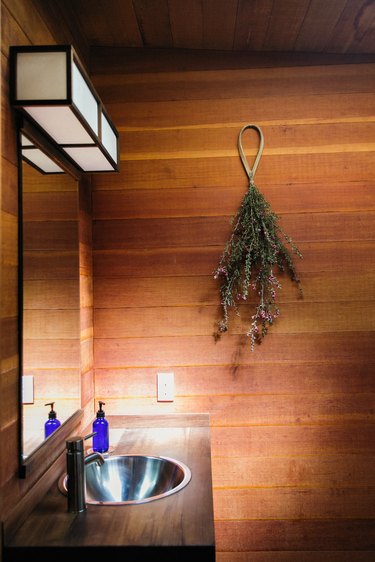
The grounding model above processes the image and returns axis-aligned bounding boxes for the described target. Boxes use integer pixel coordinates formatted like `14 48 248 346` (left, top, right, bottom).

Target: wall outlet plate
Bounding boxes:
157 372 174 402
22 375 34 404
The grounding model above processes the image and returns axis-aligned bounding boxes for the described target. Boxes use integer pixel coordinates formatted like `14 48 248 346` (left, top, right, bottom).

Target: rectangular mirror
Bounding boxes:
19 122 81 463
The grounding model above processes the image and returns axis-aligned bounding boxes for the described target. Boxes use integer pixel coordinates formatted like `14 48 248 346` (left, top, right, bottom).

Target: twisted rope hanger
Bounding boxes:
237 124 264 186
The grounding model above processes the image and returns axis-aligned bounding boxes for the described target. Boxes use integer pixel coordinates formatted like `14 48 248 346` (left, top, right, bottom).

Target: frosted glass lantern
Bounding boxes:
21 133 64 174
10 45 119 173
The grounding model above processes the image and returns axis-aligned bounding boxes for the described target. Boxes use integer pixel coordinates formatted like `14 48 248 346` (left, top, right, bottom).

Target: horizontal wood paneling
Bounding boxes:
117 122 375 161
94 333 375 368
94 301 375 337
93 212 375 249
211 454 375 488
1 264 18 318
92 51 375 560
217 554 375 562
24 280 79 309
92 181 375 219
93 272 375 307
23 192 79 220
93 241 375 278
94 394 375 426
101 92 375 130
214 486 375 519
23 340 80 369
25 370 80 398
23 310 79 339
22 162 81 441
114 152 375 187
23 251 79 279
95 363 375 396
210 424 375 456
23 221 78 250
93 63 375 103
215 519 375 550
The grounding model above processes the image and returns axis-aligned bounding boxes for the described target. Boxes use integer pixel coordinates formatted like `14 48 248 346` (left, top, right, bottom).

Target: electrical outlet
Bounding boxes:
157 372 174 402
22 375 34 404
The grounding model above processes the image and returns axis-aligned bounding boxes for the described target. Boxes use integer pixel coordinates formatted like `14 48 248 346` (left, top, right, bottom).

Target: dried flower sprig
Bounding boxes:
214 125 302 350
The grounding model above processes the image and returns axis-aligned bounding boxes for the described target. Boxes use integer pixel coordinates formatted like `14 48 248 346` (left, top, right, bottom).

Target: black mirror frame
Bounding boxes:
17 115 83 478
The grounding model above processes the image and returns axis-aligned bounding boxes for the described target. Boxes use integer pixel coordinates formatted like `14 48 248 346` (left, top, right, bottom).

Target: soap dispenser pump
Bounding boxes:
92 401 109 453
44 402 61 438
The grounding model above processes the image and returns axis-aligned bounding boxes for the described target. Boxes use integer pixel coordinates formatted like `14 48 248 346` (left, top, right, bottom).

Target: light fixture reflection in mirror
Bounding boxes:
21 149 81 460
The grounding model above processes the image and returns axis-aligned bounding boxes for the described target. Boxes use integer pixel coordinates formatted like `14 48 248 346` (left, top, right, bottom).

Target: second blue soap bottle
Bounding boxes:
92 400 109 453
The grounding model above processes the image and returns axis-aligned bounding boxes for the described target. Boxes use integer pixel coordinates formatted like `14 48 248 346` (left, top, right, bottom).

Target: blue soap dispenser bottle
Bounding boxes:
92 401 109 453
44 402 61 438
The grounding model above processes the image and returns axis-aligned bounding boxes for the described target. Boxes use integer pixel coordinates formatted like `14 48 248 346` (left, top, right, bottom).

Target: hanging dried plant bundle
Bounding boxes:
214 125 302 350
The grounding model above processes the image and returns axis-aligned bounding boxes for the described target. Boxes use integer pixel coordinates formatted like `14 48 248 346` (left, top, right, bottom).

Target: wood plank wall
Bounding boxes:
0 0 93 525
22 164 80 453
79 175 95 430
91 50 375 560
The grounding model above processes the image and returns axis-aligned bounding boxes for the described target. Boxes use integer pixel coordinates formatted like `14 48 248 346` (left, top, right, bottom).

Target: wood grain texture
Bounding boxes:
93 241 375 279
132 0 173 48
6 416 215 557
91 50 375 560
98 92 375 129
295 0 347 52
93 301 375 337
263 0 311 51
93 271 375 307
234 0 274 51
210 424 375 456
93 212 375 249
94 394 375 426
92 181 375 218
115 121 375 158
217 554 375 562
22 162 81 442
91 48 375 76
35 0 375 54
168 0 203 49
215 519 375 550
211 453 375 488
31 0 90 65
214 486 375 519
93 62 375 104
1 4 374 558
94 332 375 368
0 0 92 534
78 175 95 441
201 0 238 50
327 0 375 54
94 363 375 396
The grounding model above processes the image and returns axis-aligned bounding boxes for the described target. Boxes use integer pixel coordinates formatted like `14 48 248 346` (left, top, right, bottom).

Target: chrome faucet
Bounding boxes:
66 431 105 512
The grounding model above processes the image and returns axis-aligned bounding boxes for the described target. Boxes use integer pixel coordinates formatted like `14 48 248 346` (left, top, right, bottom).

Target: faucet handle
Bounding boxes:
66 432 96 453
83 431 96 441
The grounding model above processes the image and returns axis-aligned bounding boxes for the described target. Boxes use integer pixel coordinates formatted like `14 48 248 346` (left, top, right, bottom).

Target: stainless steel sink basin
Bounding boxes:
58 454 191 505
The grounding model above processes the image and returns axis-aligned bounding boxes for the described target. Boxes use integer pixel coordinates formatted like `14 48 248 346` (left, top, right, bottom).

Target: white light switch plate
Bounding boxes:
157 372 174 402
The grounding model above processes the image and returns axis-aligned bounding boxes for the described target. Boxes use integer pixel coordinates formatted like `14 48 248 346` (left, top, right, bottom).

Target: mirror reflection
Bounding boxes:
21 142 81 459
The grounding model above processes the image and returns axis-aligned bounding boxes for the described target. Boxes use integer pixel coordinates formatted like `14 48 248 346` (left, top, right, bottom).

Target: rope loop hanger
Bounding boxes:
237 124 264 186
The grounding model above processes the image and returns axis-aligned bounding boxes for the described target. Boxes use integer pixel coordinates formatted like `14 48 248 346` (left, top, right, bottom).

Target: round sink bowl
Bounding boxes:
59 454 191 505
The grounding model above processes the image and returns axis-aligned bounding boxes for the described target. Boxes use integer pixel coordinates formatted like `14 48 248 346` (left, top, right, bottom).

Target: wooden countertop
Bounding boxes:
5 414 215 561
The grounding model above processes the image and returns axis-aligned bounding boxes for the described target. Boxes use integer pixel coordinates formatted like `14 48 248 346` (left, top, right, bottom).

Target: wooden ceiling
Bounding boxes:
41 0 375 54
